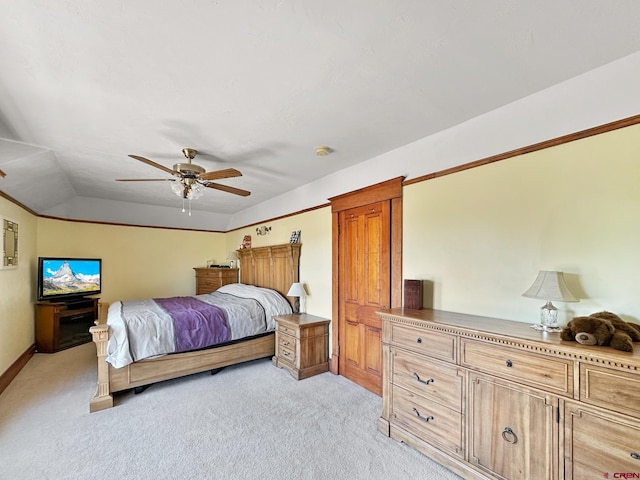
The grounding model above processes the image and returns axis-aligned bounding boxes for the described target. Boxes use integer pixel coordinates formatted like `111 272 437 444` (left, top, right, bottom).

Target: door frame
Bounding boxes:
329 176 404 376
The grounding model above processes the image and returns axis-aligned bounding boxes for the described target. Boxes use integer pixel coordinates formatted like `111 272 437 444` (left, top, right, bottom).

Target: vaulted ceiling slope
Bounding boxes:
1 1 640 231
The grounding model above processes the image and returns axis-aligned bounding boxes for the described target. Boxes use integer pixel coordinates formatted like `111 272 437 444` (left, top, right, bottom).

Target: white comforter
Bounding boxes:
106 283 292 368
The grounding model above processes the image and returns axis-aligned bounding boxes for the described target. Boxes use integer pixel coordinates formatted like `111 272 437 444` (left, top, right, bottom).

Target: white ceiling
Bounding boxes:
1 1 640 230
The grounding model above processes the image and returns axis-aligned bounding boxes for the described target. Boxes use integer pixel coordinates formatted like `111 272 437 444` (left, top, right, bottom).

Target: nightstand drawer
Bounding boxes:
389 323 456 362
391 385 464 458
277 343 296 364
580 364 640 417
461 339 573 396
391 348 463 412
278 332 296 350
277 324 299 338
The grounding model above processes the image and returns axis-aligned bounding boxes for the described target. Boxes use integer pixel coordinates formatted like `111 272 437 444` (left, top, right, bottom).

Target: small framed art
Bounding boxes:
1 217 18 269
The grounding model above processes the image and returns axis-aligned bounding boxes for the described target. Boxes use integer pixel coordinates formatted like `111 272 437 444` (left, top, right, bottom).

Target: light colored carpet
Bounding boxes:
0 343 462 480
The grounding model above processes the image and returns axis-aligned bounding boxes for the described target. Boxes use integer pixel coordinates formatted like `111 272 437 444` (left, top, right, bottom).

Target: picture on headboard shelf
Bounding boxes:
289 230 301 243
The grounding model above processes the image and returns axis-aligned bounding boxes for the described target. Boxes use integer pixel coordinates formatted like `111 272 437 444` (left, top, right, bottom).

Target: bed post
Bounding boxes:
89 302 113 412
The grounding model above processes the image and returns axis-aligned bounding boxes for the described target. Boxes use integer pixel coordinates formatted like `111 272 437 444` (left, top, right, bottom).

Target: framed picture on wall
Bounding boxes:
289 230 300 243
1 217 18 269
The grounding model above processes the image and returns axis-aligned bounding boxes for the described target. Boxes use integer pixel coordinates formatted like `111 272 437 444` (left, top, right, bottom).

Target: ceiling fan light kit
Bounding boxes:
116 148 251 216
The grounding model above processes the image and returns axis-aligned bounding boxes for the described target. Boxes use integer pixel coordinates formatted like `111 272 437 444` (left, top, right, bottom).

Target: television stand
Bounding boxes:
36 297 99 353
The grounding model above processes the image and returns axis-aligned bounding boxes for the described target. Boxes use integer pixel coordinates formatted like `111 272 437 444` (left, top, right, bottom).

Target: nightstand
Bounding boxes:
272 313 330 380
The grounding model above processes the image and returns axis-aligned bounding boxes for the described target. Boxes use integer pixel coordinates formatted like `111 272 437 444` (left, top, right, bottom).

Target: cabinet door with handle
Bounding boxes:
468 373 559 480
564 401 640 479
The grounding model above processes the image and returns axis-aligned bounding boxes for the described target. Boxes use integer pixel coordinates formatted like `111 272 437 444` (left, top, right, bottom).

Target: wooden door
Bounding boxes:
338 201 390 395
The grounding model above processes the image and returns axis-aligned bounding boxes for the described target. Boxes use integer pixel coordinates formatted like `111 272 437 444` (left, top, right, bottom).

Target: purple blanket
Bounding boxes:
154 296 230 352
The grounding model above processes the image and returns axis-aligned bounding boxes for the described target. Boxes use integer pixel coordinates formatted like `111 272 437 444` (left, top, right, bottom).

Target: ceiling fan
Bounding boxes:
116 148 251 199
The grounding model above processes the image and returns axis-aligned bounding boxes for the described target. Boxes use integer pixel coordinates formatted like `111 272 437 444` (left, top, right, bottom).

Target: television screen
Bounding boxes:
38 257 102 301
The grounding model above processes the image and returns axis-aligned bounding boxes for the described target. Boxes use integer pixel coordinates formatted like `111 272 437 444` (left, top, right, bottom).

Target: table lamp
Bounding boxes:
522 270 578 332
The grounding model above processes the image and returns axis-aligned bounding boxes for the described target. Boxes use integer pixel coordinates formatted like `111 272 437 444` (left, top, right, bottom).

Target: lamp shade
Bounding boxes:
287 282 306 297
522 271 578 302
226 251 239 261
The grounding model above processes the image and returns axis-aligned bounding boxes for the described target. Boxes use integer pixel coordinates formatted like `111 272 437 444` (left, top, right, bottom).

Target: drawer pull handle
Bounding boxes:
416 337 423 344
505 359 513 367
502 427 518 444
412 407 434 423
413 372 434 385
632 452 640 460
283 352 290 357
282 341 290 346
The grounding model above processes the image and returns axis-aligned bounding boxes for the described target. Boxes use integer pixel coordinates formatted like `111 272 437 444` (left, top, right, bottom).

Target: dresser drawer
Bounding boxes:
389 323 456 362
197 279 222 293
391 348 464 412
461 339 573 396
580 364 640 417
391 385 464 457
565 403 640 476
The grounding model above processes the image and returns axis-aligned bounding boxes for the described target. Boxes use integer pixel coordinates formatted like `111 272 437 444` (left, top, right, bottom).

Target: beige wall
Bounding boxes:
226 207 333 319
36 219 226 304
0 196 37 375
3 122 639 378
404 123 640 324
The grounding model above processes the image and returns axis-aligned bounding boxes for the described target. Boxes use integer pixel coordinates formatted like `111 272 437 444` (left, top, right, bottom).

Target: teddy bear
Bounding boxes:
560 311 640 352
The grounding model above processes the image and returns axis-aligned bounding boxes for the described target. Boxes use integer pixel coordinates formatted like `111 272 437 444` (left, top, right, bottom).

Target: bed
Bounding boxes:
89 243 301 412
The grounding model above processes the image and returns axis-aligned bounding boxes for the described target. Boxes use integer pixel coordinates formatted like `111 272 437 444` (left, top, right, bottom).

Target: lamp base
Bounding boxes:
531 301 562 332
530 324 563 333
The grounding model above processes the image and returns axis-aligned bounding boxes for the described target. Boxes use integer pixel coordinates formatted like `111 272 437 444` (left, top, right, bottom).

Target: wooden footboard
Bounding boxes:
90 302 276 412
89 302 112 412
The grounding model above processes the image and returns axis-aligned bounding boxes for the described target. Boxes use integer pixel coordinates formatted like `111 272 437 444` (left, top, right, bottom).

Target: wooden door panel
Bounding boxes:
339 201 389 395
364 326 382 376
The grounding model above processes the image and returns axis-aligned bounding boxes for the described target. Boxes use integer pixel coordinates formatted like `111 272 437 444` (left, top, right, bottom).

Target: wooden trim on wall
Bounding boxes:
404 114 640 187
0 344 35 396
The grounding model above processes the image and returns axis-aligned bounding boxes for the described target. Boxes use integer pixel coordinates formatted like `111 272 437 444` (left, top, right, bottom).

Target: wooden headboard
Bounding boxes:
237 243 301 308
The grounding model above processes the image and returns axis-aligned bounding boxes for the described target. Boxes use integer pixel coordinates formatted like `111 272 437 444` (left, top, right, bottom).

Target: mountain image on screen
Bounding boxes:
42 261 100 297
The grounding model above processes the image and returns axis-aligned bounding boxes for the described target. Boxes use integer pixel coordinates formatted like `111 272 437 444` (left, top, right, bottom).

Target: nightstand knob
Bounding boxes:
282 341 290 346
505 359 513 367
631 452 640 460
416 337 423 344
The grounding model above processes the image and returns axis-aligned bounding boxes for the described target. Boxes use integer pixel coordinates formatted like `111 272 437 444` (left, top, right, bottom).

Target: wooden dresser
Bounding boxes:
377 308 640 480
193 267 239 294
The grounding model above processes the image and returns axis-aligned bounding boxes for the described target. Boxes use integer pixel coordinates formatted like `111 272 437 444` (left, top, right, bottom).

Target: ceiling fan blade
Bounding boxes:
204 182 251 197
198 168 242 181
116 178 175 182
128 155 179 176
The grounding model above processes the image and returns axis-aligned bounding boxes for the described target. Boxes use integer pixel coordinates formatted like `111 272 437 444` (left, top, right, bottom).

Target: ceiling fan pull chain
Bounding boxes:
182 197 186 214
188 197 192 216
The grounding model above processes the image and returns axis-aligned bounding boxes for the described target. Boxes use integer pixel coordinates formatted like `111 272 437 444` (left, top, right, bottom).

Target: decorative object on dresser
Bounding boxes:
193 266 239 294
560 311 640 352
90 243 300 412
522 270 578 331
377 308 640 480
286 282 306 314
272 313 330 380
226 250 239 269
36 297 98 352
403 279 423 309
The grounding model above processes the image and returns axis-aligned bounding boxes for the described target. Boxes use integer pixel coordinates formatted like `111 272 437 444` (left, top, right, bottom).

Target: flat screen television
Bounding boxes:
37 257 102 302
